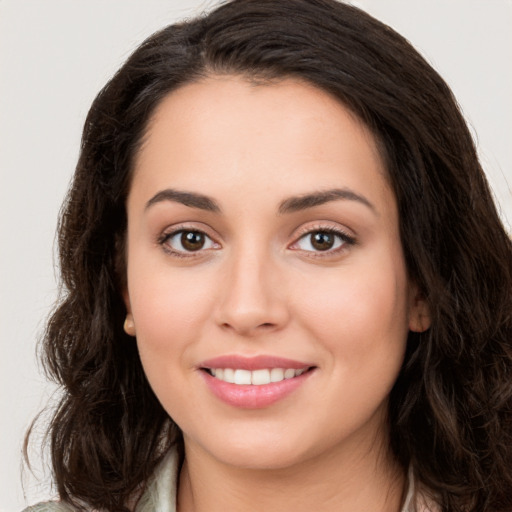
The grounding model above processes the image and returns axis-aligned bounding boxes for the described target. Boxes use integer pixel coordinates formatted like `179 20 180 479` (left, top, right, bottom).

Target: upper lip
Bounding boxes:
198 355 314 371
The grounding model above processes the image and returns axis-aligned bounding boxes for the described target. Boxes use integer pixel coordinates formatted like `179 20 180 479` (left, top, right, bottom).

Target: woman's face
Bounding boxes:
124 76 427 470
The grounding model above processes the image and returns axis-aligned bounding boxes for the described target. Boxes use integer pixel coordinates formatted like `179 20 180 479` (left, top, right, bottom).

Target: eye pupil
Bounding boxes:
181 231 205 251
311 232 334 251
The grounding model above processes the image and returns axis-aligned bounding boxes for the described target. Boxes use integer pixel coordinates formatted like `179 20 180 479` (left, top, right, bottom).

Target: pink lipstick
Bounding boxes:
198 355 315 409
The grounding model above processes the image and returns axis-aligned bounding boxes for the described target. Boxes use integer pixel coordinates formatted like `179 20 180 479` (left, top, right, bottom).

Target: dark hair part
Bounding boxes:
31 0 512 510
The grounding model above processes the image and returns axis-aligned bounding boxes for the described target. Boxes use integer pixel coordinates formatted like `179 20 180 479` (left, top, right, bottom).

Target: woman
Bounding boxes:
23 0 512 511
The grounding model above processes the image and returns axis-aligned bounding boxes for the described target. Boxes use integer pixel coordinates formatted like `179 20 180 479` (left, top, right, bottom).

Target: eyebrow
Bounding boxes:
144 187 376 215
278 188 377 215
145 189 221 212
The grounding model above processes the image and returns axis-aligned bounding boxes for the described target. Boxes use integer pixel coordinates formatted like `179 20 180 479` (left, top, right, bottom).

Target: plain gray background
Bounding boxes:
1 1 511 510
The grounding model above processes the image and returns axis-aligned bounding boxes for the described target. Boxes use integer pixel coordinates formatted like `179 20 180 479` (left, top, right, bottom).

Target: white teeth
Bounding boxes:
284 368 295 379
209 367 308 385
234 369 251 385
223 368 235 383
251 369 271 385
270 368 284 382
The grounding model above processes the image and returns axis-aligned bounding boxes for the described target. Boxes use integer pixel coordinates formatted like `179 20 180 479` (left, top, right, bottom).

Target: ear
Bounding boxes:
123 313 136 337
408 284 431 333
122 288 136 337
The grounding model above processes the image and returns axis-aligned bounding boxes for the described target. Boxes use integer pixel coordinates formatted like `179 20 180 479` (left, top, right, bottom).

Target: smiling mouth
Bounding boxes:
199 357 316 408
202 367 315 385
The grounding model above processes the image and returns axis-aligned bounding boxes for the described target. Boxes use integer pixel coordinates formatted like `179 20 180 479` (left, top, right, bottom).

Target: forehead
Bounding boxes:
130 75 392 215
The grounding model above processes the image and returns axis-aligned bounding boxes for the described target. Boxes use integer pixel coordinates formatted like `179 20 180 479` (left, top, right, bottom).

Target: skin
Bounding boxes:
124 75 429 512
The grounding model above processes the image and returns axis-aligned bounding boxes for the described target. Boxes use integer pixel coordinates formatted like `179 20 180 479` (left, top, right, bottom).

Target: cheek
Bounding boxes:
296 253 410 364
127 263 217 356
127 265 219 415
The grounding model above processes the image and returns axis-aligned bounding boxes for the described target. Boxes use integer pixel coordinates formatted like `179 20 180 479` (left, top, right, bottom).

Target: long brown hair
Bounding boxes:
29 1 512 510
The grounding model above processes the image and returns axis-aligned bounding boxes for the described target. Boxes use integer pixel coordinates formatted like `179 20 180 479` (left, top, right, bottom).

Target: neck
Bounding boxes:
177 436 406 512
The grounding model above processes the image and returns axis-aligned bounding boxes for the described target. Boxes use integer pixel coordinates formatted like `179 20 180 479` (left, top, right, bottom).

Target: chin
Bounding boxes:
185 424 325 472
214 444 308 471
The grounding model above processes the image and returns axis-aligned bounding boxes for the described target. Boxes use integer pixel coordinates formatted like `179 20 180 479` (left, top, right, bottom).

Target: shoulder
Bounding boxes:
402 467 440 512
22 502 77 512
22 449 180 512
135 448 179 512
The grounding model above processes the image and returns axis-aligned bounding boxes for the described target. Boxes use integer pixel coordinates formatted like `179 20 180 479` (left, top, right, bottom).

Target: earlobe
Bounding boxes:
408 287 431 333
122 289 136 336
124 312 136 336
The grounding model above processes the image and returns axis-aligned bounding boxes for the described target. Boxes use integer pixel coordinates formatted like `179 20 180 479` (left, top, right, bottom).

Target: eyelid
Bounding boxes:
288 222 357 255
293 221 356 240
157 223 221 257
156 221 356 258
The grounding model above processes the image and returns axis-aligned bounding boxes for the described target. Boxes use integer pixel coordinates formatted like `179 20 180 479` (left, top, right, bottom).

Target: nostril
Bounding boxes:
220 321 276 332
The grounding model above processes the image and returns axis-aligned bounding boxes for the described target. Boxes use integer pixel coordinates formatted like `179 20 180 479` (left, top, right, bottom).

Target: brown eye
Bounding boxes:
181 231 205 251
292 228 353 254
162 229 217 254
310 232 335 251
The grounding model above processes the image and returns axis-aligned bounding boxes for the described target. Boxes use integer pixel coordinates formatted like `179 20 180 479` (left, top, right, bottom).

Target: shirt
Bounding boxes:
22 449 434 512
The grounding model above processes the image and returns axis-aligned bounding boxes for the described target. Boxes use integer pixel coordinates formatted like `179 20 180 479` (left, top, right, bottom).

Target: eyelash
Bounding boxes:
157 224 356 259
157 225 219 259
289 225 356 258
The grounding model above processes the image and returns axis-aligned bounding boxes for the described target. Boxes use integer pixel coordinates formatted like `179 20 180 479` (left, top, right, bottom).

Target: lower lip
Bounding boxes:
201 370 313 409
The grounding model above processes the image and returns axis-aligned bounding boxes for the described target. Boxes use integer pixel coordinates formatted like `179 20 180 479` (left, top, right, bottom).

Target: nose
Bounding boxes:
214 246 290 336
